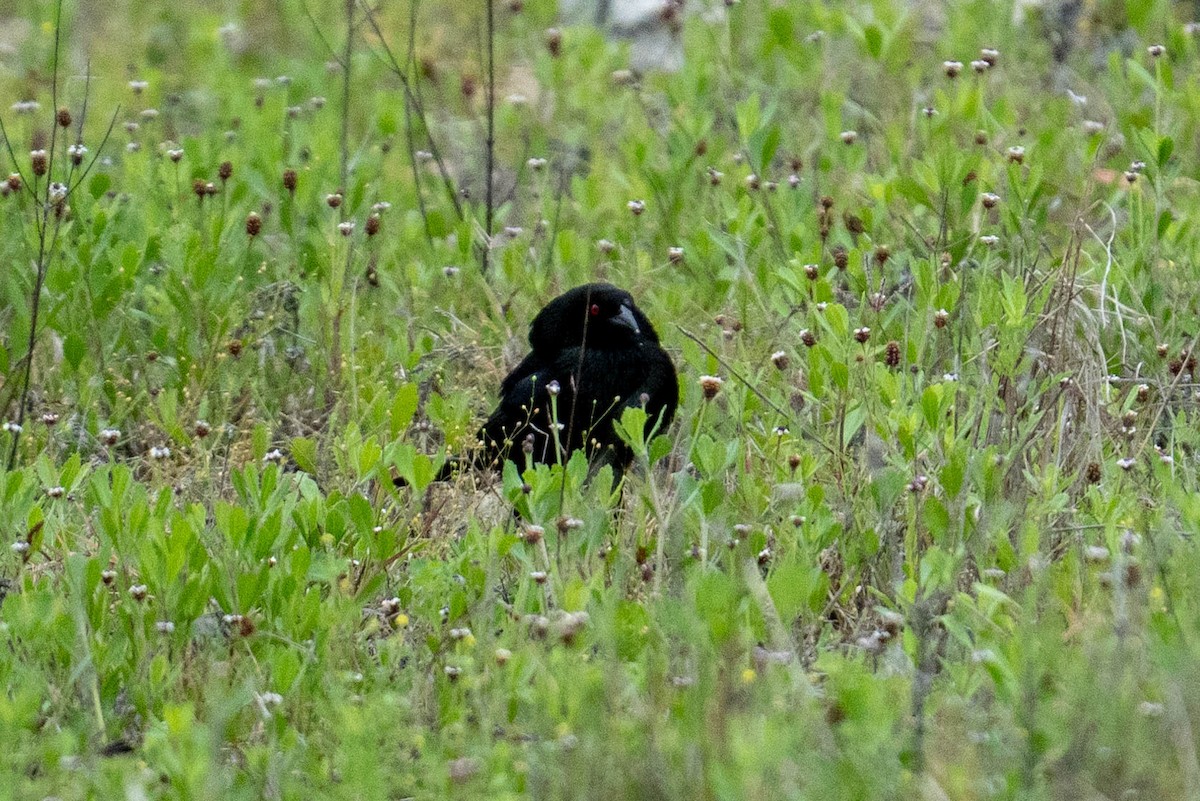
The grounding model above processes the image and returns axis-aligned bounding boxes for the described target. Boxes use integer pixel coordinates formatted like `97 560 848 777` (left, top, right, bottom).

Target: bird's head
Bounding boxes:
528 283 660 352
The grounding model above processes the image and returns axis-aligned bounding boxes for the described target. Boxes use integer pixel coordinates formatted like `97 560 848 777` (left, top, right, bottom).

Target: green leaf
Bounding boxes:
291 437 318 475
88 172 110 199
390 384 419 439
63 332 85 370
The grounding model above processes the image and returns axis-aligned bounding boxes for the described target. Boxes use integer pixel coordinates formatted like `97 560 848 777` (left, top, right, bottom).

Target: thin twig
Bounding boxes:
360 1 464 220
482 0 496 274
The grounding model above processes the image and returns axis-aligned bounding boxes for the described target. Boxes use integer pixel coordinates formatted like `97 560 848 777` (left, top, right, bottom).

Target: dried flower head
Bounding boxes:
668 246 684 264
282 169 297 195
840 130 858 145
884 340 901 367
1148 44 1165 58
832 245 849 270
771 351 790 370
30 149 47 177
627 199 645 215
1006 146 1025 164
699 375 724 400
943 60 963 78
854 327 871 344
933 308 950 329
981 192 1000 209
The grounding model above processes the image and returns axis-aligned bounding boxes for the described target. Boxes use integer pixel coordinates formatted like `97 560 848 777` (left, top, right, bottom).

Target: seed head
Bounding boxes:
771 351 790 370
668 246 684 264
56 106 72 128
971 59 989 73
803 263 819 280
627 199 645 215
30 149 47 176
854 327 871 344
832 245 848 270
943 60 963 78
366 214 381 236
597 238 616 254
873 245 890 265
1148 44 1165 58
933 308 950 328
326 192 343 209
219 160 233 181
707 167 724 185
282 169 297 196
800 328 816 347
244 211 262 237
338 221 355 236
884 340 901 367
67 143 86 165
745 173 760 190
130 584 149 601
699 375 724 400
974 129 989 146
6 173 21 192
1006 146 1025 164
546 27 562 56
981 192 1000 209
980 48 999 66
840 130 858 145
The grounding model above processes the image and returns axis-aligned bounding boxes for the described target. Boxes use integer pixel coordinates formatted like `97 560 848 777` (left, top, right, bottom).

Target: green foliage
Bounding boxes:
1 0 1200 797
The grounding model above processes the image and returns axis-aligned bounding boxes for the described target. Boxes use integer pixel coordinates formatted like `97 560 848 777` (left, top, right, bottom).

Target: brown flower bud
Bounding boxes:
227 339 243 357
546 28 562 57
800 329 816 347
873 245 890 265
31 149 47 176
832 245 849 270
56 106 72 128
193 178 207 198
933 308 950 329
245 211 262 236
366 214 381 236
218 160 233 181
884 340 901 367
854 327 871 343
699 375 723 400
326 192 343 209
282 169 297 196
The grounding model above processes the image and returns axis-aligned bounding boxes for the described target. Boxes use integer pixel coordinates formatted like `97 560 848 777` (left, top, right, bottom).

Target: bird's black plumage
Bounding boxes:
452 283 678 478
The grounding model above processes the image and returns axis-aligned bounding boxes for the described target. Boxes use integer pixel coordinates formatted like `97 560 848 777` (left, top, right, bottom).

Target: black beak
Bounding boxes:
613 304 640 334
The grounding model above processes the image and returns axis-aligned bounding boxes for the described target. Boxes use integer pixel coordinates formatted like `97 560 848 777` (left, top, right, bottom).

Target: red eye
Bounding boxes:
589 303 600 317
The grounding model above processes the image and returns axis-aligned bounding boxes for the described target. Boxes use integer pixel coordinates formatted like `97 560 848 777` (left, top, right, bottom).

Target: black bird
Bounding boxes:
448 283 678 479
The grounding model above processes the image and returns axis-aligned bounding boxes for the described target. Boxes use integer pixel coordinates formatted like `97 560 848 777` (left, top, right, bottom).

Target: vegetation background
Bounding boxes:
1 0 1200 797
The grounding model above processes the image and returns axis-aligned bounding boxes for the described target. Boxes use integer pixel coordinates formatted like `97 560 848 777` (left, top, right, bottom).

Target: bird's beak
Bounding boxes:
614 304 640 334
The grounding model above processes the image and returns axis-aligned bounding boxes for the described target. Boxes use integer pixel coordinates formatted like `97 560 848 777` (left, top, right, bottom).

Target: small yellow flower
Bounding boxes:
393 613 410 628
741 668 757 684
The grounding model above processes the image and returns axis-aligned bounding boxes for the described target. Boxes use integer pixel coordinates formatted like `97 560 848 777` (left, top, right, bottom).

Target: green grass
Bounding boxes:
3 0 1200 797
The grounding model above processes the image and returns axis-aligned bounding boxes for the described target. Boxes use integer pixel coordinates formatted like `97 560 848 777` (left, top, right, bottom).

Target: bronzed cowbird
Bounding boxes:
446 282 678 479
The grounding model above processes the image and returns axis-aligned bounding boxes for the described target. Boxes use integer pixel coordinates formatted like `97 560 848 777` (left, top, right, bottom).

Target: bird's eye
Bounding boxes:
589 303 600 317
